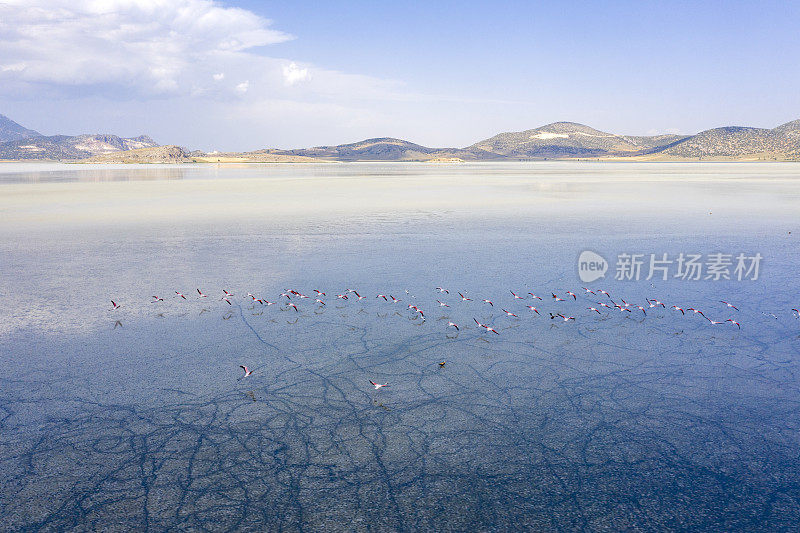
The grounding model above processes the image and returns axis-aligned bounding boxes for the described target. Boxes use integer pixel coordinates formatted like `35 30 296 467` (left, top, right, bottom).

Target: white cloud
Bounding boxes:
282 62 309 86
0 0 292 94
213 73 225 81
235 80 249 94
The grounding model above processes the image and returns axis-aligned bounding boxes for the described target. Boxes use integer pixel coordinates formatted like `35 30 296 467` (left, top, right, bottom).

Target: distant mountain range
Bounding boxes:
1 113 799 162
0 114 157 160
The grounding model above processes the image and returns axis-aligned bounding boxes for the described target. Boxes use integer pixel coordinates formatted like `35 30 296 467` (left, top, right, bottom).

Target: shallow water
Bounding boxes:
1 162 799 530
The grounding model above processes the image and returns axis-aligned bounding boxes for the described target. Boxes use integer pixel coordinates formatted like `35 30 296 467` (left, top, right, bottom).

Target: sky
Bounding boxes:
0 0 798 151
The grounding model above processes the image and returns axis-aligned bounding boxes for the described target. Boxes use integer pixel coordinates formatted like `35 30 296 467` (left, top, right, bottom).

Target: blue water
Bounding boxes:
1 163 799 530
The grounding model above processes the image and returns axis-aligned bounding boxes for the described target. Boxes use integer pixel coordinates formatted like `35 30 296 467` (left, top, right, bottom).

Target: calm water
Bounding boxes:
1 162 799 531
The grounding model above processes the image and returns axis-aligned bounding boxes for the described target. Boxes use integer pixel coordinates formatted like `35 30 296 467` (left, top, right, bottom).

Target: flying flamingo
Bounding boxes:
720 301 739 311
437 300 450 307
528 293 543 300
197 289 207 298
501 309 518 317
111 300 121 309
175 291 187 300
369 380 388 389
552 293 565 302
588 307 601 314
671 305 685 315
459 292 472 302
566 291 577 300
448 321 459 331
510 291 524 300
482 299 493 306
726 319 741 329
473 318 499 334
526 306 540 314
240 365 253 377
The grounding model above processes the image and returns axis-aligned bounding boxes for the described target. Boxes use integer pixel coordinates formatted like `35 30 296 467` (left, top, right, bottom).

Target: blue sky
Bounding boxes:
0 1 798 150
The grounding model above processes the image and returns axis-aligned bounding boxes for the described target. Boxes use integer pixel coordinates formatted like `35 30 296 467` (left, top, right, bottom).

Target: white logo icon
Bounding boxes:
578 250 608 283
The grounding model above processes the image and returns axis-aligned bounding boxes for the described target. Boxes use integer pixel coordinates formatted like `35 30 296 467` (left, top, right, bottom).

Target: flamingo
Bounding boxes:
437 300 450 307
369 380 388 390
566 291 577 300
436 287 449 294
448 321 459 331
459 292 472 302
151 296 163 302
671 305 685 315
726 319 741 329
588 307 601 314
526 306 540 315
111 300 121 309
482 299 493 306
552 293 565 302
377 294 388 301
175 291 186 300
510 290 524 300
197 289 207 298
720 301 739 311
240 365 253 377
501 309 518 317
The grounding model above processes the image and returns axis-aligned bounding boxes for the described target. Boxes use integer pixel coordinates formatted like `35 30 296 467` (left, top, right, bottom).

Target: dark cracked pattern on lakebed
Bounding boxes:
1 163 800 531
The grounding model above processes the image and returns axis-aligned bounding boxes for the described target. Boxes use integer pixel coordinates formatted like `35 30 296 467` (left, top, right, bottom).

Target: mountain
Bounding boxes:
468 122 688 159
83 145 191 163
0 114 42 142
658 121 800 159
270 137 486 161
2 111 799 162
0 133 158 160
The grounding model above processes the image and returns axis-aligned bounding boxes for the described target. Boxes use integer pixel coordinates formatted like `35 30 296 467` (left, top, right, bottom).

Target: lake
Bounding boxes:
1 162 799 530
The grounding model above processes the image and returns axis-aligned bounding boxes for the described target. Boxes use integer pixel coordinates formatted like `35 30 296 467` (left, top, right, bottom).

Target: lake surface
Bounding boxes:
1 162 799 530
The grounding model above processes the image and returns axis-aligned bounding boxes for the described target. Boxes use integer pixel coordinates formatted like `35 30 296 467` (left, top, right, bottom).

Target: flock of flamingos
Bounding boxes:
106 283 799 388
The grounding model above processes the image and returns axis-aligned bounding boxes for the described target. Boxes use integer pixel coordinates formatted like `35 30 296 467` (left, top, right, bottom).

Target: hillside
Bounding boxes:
0 114 42 142
1 111 799 162
83 145 192 163
659 121 800 159
468 122 687 158
0 133 159 160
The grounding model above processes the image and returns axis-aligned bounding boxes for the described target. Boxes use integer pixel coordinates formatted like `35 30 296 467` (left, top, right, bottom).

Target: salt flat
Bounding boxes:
0 162 799 530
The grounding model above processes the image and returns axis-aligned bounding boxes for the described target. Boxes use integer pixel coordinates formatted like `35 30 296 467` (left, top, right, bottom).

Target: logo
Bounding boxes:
578 250 608 283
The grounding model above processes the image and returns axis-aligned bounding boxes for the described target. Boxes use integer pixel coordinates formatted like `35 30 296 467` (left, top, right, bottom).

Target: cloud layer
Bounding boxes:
0 0 293 94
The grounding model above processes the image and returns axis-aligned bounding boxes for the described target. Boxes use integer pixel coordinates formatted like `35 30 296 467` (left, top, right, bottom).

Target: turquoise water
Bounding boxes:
1 163 799 530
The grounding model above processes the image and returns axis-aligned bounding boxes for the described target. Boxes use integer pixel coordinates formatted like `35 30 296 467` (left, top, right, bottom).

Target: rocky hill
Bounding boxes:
2 112 798 162
0 133 158 160
658 120 800 159
273 138 489 161
0 114 42 142
468 122 688 158
83 145 192 163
